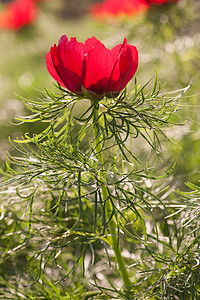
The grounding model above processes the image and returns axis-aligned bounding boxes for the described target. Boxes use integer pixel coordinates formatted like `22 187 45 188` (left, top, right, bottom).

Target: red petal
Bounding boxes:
107 38 138 92
82 43 113 95
55 36 84 92
46 47 65 87
84 36 104 54
46 36 84 92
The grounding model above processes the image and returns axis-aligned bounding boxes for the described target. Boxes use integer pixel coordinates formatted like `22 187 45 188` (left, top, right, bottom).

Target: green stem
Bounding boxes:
93 105 132 289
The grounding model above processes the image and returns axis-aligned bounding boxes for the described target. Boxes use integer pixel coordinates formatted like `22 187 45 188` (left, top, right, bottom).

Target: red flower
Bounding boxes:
0 0 37 30
46 36 138 99
91 0 179 18
91 0 149 19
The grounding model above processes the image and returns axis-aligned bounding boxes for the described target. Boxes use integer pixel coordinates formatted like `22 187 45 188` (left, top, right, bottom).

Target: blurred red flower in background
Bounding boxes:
0 0 37 30
46 36 138 99
91 0 179 18
92 0 149 18
0 0 44 30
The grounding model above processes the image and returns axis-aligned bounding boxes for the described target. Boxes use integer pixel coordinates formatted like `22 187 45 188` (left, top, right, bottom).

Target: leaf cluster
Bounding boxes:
0 77 199 299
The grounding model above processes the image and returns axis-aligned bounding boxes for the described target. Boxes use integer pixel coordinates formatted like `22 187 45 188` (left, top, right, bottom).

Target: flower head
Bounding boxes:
0 0 37 30
46 36 138 100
